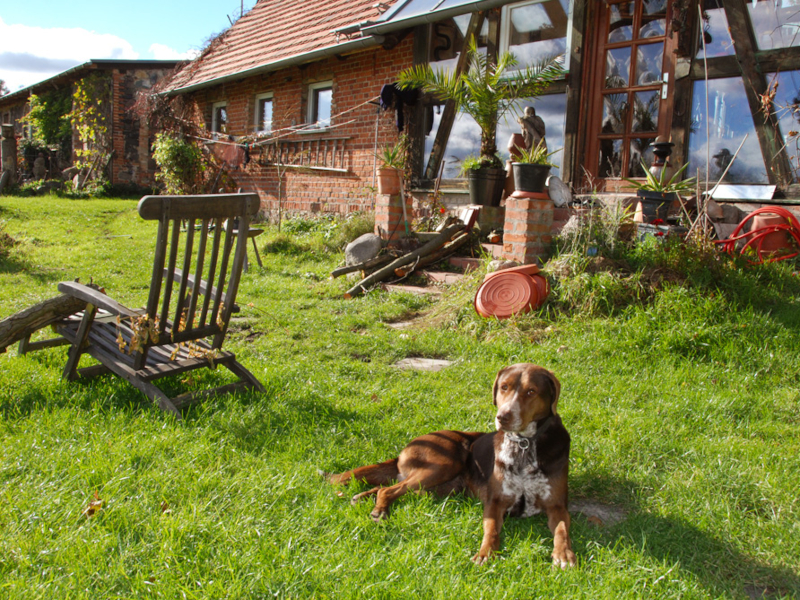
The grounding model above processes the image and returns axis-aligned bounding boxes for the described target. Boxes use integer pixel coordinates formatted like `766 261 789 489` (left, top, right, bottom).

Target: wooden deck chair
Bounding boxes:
54 192 265 417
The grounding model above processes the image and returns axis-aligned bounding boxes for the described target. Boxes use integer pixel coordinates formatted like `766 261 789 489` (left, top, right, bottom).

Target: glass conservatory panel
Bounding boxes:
747 0 800 51
697 0 735 58
688 77 768 183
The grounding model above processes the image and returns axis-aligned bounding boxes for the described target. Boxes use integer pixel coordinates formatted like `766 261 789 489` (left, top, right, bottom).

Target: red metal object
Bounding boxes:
716 206 800 263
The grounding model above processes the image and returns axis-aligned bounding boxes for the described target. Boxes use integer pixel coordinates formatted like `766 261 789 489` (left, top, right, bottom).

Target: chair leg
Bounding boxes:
250 236 263 268
225 359 266 393
63 304 98 381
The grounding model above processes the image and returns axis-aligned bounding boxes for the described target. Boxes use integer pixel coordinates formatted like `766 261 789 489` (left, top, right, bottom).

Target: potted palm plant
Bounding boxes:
375 135 407 195
397 38 564 206
511 141 560 193
626 160 696 222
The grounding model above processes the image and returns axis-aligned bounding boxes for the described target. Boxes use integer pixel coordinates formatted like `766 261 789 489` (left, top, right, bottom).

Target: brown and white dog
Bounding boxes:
328 363 576 567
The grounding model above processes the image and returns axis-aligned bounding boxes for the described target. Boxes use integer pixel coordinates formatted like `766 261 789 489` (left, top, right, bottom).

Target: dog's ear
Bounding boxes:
547 371 561 415
544 369 561 414
492 367 509 406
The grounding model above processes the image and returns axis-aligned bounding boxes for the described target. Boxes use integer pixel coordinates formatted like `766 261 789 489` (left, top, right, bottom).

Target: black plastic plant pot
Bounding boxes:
637 189 676 222
468 167 506 207
512 163 551 193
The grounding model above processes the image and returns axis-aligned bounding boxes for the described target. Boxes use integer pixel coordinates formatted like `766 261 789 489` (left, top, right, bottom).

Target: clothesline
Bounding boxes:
194 95 380 149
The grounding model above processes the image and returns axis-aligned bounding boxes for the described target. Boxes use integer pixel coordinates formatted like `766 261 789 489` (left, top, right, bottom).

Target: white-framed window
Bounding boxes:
211 101 228 134
1 112 10 125
307 80 333 128
500 0 572 72
254 92 273 133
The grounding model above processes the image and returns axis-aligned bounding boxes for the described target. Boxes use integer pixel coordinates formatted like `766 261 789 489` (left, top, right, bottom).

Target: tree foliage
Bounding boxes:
0 79 8 96
20 90 73 149
70 73 111 171
152 133 205 194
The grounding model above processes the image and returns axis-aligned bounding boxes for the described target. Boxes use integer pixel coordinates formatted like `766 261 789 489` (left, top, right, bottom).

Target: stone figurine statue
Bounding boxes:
518 106 546 151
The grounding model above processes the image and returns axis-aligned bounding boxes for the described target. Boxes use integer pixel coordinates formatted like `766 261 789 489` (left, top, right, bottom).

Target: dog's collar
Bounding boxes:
507 415 553 451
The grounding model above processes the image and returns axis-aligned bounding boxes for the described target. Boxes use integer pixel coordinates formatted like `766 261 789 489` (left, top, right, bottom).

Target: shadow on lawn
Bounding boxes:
561 475 797 598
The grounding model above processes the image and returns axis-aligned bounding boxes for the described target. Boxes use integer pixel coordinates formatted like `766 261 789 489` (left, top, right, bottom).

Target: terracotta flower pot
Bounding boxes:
377 167 403 196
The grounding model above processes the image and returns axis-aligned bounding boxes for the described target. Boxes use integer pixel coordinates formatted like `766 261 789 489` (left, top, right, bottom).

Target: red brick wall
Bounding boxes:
183 37 416 216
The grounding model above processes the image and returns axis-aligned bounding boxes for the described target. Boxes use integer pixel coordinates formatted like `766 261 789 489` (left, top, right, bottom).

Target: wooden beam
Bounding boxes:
423 11 486 181
562 0 587 185
724 0 794 186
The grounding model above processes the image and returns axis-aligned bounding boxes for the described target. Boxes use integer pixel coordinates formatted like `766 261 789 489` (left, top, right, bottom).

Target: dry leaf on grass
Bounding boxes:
82 490 104 518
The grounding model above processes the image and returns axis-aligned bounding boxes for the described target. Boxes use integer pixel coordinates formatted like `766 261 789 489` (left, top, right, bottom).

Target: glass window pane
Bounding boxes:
697 1 735 58
629 138 656 176
632 90 659 132
640 0 666 38
747 0 800 51
258 98 272 132
424 93 567 179
688 78 768 183
314 88 332 126
599 138 623 177
497 94 567 177
213 106 227 134
602 93 629 134
769 70 800 182
506 0 569 68
605 47 631 88
608 2 634 43
633 42 663 86
431 16 489 73
425 108 481 179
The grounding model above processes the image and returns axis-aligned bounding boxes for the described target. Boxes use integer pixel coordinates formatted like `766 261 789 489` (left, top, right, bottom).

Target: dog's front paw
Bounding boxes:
369 509 388 522
471 551 491 566
551 548 576 569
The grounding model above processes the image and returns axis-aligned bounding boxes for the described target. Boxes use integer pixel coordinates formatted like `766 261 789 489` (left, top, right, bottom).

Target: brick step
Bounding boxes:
421 270 464 285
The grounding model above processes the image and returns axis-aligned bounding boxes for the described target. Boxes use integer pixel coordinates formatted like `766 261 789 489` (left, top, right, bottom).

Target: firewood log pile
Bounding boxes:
333 220 472 299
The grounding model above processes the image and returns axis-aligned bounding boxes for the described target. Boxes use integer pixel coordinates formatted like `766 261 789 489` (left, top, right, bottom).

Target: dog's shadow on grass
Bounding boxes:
553 475 798 598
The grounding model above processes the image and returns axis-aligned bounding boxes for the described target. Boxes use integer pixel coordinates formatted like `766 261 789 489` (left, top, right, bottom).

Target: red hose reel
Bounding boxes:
715 206 800 263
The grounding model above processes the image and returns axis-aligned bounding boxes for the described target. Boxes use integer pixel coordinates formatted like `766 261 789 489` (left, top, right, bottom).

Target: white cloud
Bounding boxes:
0 16 138 92
148 43 199 61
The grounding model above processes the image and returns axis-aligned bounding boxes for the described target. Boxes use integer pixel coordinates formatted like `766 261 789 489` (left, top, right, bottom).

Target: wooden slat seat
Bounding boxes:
51 192 265 417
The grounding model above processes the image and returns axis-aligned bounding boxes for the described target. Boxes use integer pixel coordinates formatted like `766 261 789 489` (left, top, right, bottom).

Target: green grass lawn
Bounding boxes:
0 195 798 599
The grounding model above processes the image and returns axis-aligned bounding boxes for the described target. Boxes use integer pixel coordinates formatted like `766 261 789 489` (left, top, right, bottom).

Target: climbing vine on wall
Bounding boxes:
70 73 112 172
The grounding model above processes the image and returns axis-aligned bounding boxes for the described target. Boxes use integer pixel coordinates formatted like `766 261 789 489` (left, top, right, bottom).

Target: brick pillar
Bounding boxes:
374 193 412 241
502 191 553 264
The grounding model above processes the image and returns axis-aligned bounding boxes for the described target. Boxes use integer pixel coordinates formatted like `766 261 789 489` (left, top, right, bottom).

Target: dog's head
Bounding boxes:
492 363 561 435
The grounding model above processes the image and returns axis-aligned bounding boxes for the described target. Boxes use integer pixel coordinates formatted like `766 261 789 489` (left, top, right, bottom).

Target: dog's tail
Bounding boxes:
326 458 400 486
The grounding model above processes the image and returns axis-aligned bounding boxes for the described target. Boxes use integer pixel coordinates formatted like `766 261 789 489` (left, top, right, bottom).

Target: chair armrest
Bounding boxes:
57 281 140 319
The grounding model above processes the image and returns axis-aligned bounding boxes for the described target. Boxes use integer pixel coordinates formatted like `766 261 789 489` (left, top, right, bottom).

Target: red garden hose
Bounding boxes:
715 206 800 263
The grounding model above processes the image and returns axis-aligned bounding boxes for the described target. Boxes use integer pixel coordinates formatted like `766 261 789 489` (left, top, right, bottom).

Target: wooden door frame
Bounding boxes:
579 0 677 190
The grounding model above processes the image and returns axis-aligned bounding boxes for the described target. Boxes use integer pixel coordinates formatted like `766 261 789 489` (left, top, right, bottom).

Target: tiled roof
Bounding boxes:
167 0 400 94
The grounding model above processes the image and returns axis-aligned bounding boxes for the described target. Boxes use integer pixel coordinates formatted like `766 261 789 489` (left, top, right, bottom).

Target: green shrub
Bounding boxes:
152 133 205 194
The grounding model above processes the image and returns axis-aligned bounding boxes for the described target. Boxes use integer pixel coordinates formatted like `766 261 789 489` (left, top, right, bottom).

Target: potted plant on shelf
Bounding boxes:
626 160 696 222
375 135 407 196
511 141 560 194
397 38 564 206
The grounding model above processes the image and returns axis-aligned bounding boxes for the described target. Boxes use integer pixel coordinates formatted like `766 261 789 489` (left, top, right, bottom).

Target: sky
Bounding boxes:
0 1 257 93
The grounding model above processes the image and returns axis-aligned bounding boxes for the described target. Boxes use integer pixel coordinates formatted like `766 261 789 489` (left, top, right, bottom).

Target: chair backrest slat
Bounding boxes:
200 223 222 328
211 225 235 329
159 221 182 338
187 218 209 328
136 193 260 352
173 218 196 335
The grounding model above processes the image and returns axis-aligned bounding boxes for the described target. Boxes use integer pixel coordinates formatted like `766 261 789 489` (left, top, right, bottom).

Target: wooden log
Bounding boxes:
330 253 398 278
394 232 470 277
344 222 464 298
0 284 102 353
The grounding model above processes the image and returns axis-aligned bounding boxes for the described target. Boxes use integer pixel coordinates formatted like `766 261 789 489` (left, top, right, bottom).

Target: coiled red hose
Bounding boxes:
715 206 800 263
